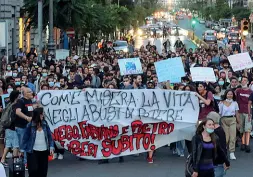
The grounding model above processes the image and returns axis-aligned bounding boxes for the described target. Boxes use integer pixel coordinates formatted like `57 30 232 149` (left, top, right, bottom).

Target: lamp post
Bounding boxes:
38 0 43 63
47 0 55 56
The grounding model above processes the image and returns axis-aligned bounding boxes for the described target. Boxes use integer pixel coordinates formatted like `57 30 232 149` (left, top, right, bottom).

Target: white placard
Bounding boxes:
190 67 216 82
118 58 143 75
55 49 69 60
227 52 253 71
38 89 199 160
154 57 185 83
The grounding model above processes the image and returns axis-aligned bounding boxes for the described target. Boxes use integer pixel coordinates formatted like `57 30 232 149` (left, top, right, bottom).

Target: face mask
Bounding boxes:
21 81 26 84
12 73 17 77
218 81 224 86
49 81 54 87
78 62 82 66
42 73 47 77
7 67 11 70
18 68 21 72
15 81 20 86
226 99 233 103
206 128 214 134
7 88 13 94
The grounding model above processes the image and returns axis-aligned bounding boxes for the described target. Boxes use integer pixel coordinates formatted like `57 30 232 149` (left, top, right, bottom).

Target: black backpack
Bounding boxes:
0 103 15 129
185 154 194 177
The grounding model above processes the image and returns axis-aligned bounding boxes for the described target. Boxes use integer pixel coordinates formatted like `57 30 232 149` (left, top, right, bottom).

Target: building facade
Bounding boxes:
0 0 23 58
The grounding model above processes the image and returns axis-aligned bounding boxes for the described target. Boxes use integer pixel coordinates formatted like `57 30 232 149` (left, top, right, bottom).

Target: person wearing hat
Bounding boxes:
206 111 229 177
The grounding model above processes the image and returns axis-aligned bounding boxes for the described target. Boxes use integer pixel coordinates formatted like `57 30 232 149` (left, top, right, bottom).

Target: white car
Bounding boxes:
113 40 129 53
199 19 205 24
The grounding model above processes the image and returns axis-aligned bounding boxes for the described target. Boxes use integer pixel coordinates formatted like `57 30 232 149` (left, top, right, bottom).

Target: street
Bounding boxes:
135 35 197 53
4 141 253 177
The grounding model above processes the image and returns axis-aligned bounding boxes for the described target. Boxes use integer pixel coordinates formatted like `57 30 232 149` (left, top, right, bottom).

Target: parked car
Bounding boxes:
205 21 212 28
113 40 129 53
199 19 205 24
203 30 217 43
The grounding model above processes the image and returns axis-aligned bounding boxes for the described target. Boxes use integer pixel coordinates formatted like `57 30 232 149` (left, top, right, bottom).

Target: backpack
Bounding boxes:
205 91 219 113
185 154 194 177
0 103 15 129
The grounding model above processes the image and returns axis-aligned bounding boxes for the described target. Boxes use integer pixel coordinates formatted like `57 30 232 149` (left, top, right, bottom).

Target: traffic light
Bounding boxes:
241 19 249 36
191 19 196 29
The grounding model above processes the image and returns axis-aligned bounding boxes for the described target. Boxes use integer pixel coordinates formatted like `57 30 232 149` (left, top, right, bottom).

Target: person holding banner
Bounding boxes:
195 83 215 121
191 119 230 177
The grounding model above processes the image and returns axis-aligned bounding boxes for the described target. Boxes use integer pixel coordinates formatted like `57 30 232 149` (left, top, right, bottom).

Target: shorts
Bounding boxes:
5 129 19 148
239 113 252 133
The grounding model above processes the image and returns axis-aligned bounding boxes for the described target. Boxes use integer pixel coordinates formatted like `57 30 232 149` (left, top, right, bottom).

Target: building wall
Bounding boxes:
0 0 23 58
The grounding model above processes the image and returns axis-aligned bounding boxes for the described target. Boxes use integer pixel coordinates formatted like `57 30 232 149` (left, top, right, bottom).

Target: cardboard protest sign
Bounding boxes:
38 89 199 160
1 94 10 108
227 52 253 72
118 58 143 75
154 57 185 83
190 67 216 82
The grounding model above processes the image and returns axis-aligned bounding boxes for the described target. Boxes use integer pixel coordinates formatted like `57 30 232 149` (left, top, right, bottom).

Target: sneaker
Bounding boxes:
25 164 28 171
241 144 245 151
180 154 185 157
1 161 8 168
229 152 236 160
172 149 177 155
147 157 153 164
58 154 64 160
53 153 58 159
245 145 251 153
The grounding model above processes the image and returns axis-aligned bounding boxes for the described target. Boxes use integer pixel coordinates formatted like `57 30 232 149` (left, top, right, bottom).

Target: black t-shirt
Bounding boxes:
15 98 33 128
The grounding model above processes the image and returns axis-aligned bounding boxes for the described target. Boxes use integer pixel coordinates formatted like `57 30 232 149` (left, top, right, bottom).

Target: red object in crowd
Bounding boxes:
48 154 54 161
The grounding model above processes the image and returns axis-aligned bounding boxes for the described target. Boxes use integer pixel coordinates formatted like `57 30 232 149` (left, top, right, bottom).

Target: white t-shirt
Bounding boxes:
0 163 7 177
219 101 239 116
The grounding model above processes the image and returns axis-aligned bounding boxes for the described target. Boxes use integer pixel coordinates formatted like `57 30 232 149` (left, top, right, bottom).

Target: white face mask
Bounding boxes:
226 99 233 103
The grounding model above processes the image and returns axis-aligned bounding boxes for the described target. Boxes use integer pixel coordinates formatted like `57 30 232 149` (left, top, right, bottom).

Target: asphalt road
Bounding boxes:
5 141 252 177
135 34 197 54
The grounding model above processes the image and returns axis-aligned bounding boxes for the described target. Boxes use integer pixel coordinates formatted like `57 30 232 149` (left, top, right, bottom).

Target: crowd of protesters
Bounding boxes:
0 37 253 177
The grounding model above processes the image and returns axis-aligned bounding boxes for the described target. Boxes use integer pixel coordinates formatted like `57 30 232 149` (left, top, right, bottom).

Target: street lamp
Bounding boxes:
47 0 55 56
38 0 43 64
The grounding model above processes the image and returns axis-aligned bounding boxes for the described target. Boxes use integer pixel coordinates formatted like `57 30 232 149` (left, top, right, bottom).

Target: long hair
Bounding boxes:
196 118 217 154
32 108 44 127
221 89 236 101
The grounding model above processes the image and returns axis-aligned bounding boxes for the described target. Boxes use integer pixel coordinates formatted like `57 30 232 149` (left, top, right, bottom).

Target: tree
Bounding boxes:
23 0 90 30
232 7 251 21
211 0 231 21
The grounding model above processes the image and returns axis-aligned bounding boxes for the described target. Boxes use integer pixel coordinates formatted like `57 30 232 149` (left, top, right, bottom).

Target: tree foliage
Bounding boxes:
23 0 159 37
232 7 251 21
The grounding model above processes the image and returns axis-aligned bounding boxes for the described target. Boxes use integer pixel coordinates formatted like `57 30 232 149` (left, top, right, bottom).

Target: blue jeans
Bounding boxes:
15 127 27 164
176 140 185 155
214 164 225 177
